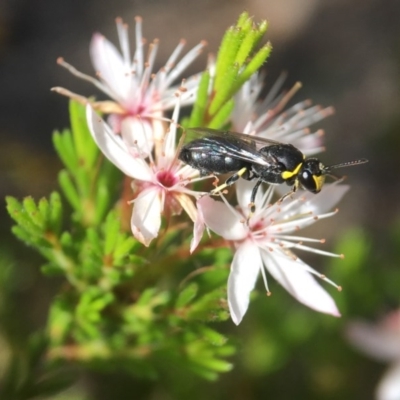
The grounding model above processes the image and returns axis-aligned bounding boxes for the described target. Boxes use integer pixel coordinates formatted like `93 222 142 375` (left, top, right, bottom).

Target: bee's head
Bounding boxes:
298 157 369 193
298 158 325 193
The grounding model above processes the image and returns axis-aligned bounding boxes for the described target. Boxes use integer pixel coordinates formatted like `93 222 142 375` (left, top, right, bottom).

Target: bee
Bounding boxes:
178 127 368 212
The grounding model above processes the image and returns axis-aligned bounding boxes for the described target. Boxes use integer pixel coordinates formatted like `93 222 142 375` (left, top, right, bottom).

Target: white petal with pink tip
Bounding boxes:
228 241 262 325
131 188 163 247
260 250 340 316
86 105 152 181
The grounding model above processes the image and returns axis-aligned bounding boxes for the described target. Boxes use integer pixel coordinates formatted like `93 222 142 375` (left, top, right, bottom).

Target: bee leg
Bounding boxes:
279 190 294 203
279 182 298 203
247 179 263 222
210 167 248 196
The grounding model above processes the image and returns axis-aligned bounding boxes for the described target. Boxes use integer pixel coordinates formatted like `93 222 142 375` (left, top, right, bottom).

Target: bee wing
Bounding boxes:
186 127 284 149
183 128 275 167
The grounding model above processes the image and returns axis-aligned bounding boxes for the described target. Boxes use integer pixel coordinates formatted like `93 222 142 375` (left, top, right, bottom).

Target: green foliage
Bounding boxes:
53 101 121 226
0 334 77 400
5 10 387 400
6 98 237 396
188 11 271 128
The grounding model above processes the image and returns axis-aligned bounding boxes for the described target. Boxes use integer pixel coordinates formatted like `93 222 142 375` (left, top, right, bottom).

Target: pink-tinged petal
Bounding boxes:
175 193 197 223
90 33 131 101
190 199 205 253
198 196 247 241
160 97 180 165
261 250 340 316
131 187 162 246
120 117 154 157
346 322 400 362
377 362 400 400
295 134 324 155
298 183 349 215
275 184 349 231
86 105 152 181
228 242 262 325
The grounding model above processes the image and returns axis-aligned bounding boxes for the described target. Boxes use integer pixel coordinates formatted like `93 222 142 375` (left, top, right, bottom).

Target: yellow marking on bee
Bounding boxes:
281 163 303 180
313 175 326 192
237 167 248 178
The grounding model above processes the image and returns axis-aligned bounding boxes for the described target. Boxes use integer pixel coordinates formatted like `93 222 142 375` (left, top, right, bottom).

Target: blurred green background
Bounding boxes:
1 0 399 399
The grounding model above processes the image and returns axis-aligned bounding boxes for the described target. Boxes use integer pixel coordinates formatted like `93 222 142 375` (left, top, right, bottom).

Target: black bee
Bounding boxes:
178 127 368 212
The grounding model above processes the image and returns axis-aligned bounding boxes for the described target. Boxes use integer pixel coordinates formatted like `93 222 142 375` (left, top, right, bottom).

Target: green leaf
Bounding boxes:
103 211 121 255
188 71 211 127
196 325 227 346
6 196 32 227
22 196 44 229
236 43 272 88
53 130 78 172
48 295 74 345
70 100 98 169
58 170 80 211
41 262 64 276
48 192 63 234
114 236 137 262
176 283 198 308
236 11 252 31
235 28 260 66
208 63 240 117
6 197 43 237
208 98 234 129
214 26 241 90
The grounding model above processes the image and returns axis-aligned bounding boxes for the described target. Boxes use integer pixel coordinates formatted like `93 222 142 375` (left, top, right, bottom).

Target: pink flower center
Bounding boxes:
127 103 147 116
251 221 265 231
156 170 178 188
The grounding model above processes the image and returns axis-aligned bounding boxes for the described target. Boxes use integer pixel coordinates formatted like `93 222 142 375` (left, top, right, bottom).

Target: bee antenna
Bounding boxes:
324 158 368 173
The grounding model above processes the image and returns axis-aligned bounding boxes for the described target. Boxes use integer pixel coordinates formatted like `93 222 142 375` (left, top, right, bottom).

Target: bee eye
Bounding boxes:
302 171 310 180
299 169 317 192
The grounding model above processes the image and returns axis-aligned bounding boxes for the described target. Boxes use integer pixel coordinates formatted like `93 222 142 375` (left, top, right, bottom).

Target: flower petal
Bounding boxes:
90 33 132 101
345 321 400 362
228 242 262 325
131 187 162 246
261 250 340 316
277 183 349 217
198 196 247 241
120 117 154 157
377 362 400 400
86 105 152 180
297 183 349 215
190 199 205 253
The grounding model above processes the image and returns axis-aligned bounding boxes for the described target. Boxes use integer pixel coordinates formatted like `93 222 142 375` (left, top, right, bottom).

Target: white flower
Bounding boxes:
346 310 400 400
54 16 206 154
86 89 203 246
195 179 348 325
233 72 334 156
